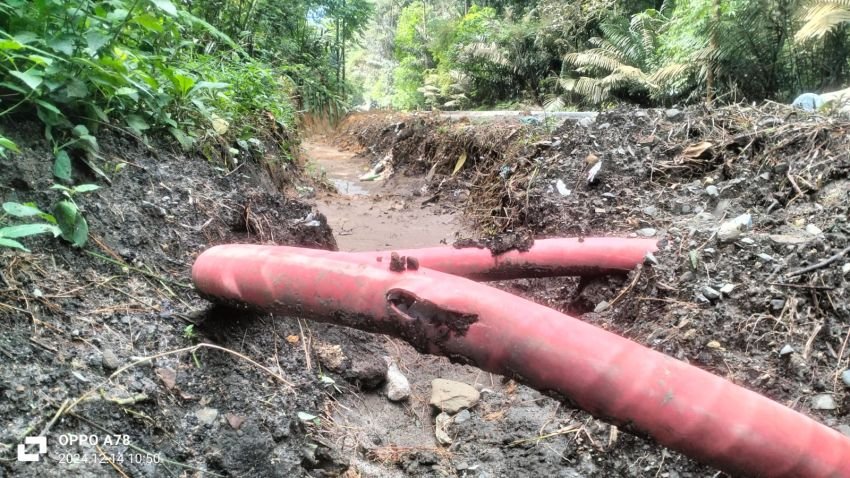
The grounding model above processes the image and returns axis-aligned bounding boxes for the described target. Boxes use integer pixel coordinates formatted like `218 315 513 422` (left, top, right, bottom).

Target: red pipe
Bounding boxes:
193 244 850 477
241 237 658 280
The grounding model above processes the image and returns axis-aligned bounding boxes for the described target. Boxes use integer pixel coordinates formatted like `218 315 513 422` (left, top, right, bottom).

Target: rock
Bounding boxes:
705 185 719 197
701 286 721 300
842 369 850 388
837 424 850 437
101 349 121 370
779 344 795 356
637 228 657 237
430 379 480 414
769 233 812 246
770 299 786 311
453 409 471 424
739 237 755 245
717 213 752 242
719 284 735 294
757 253 774 262
665 108 684 121
195 407 219 426
811 394 837 410
435 412 453 446
843 263 850 275
642 206 658 217
384 359 411 402
555 179 571 196
594 301 611 313
805 224 823 235
791 92 823 112
578 117 595 128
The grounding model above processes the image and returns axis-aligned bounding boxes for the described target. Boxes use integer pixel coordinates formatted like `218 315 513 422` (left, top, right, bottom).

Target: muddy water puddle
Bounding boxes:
303 140 460 251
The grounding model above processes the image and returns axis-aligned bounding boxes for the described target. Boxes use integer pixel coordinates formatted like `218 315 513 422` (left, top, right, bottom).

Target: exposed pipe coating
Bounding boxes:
240 237 659 280
192 244 850 478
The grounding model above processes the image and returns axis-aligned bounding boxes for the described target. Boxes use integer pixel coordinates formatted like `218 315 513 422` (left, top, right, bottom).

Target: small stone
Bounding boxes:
594 301 611 313
701 286 721 300
706 340 722 349
455 461 470 471
837 424 850 437
101 349 121 370
385 359 411 402
578 117 595 128
719 284 735 294
435 412 453 445
195 407 219 426
453 409 471 424
637 228 657 237
769 234 812 246
842 263 850 275
779 344 795 356
705 185 719 197
805 224 823 235
841 369 850 388
665 108 683 121
717 213 752 242
770 299 786 311
739 237 755 245
642 206 658 217
811 394 837 410
430 379 480 414
757 253 774 262
555 179 571 196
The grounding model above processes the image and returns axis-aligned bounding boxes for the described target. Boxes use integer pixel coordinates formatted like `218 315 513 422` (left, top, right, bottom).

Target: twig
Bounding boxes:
95 444 130 478
786 245 850 277
64 343 294 416
85 250 192 289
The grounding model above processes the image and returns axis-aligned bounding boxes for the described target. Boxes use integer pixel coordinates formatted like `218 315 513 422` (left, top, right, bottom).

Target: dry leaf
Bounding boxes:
286 335 300 344
225 413 246 430
681 141 713 159
452 151 467 176
155 367 177 390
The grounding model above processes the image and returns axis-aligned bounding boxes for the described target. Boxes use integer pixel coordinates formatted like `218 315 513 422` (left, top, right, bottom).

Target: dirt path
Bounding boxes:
303 141 460 252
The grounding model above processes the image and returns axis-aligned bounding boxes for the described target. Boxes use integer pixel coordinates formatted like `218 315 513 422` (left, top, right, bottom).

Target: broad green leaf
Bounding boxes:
54 150 72 181
13 32 38 44
0 138 20 153
73 184 100 194
47 36 75 56
72 125 98 152
168 70 196 96
126 115 150 134
0 238 29 252
0 39 24 50
132 13 164 32
3 202 44 217
27 54 53 66
116 87 139 102
150 0 178 16
53 201 89 247
169 128 194 151
192 81 230 91
452 152 467 176
66 79 88 98
106 8 129 22
85 31 110 55
9 69 43 91
0 223 62 239
35 99 62 115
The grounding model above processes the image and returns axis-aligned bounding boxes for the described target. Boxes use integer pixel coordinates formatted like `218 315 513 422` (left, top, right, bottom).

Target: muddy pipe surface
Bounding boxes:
241 237 658 280
193 244 850 477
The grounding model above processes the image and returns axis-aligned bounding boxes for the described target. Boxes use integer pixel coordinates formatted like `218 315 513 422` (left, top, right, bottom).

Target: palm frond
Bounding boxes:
796 3 850 40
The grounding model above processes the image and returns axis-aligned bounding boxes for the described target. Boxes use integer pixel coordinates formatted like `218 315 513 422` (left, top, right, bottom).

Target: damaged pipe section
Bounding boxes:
193 244 850 477
239 237 659 280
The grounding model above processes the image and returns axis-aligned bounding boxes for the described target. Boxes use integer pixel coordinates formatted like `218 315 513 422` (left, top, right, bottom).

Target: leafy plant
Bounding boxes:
1 184 100 251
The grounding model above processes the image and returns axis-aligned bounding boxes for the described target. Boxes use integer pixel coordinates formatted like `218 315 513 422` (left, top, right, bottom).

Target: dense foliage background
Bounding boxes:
348 0 850 110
